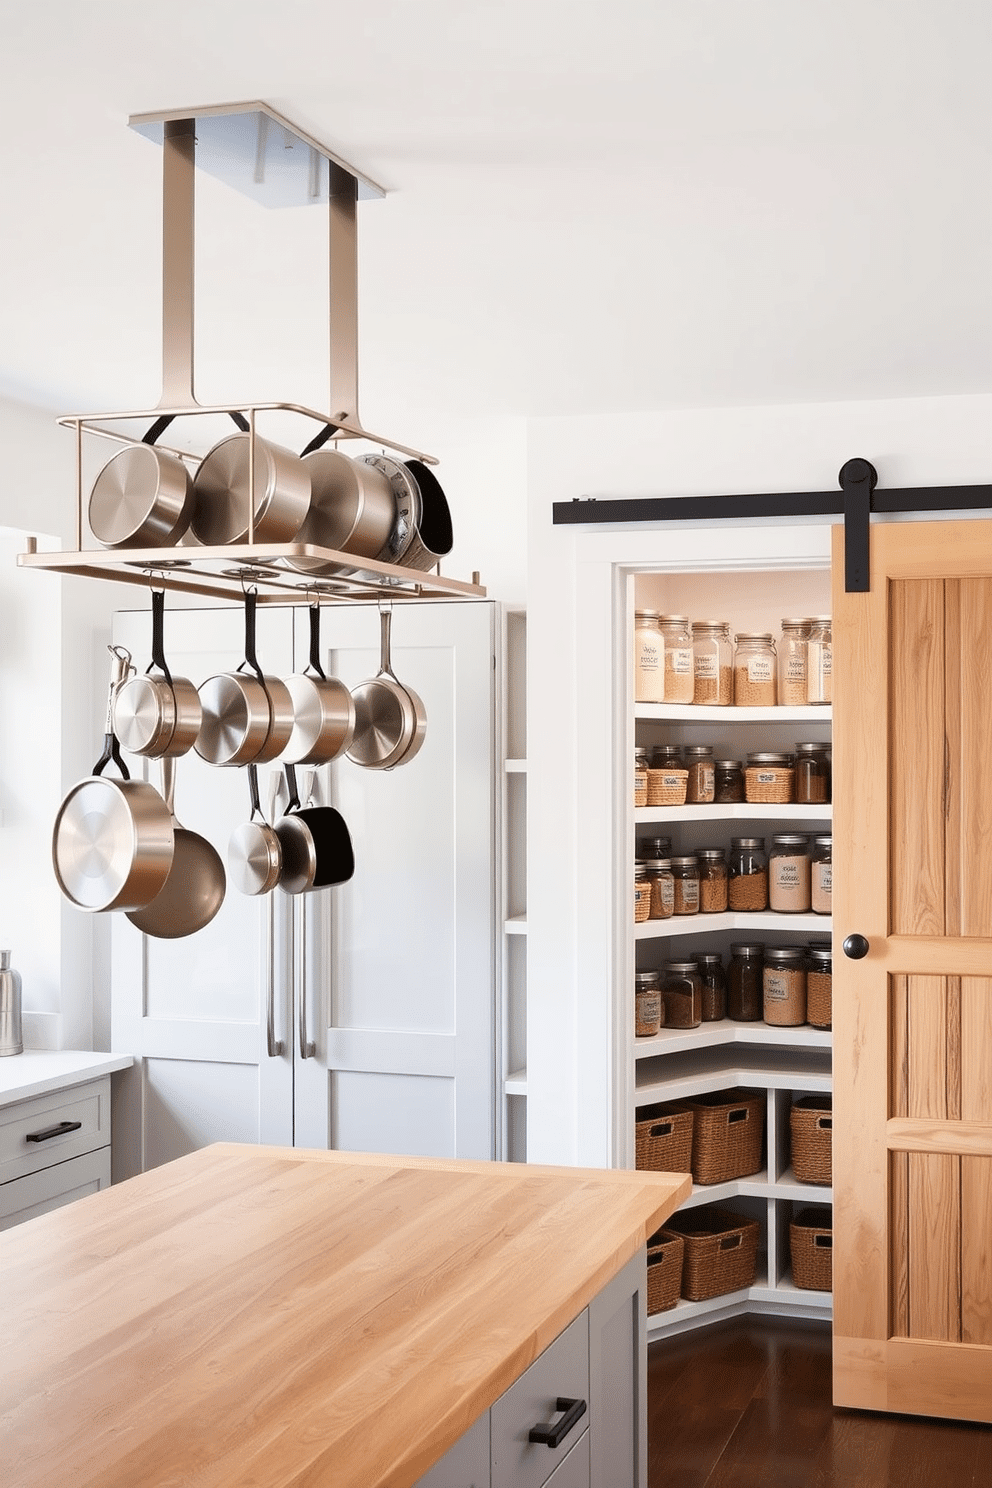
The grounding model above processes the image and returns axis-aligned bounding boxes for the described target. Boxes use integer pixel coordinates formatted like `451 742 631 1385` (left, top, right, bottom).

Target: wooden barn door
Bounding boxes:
832 519 992 1421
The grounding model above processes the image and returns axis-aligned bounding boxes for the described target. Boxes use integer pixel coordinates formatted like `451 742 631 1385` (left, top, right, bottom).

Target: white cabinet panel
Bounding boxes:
142 1057 266 1169
330 1070 455 1157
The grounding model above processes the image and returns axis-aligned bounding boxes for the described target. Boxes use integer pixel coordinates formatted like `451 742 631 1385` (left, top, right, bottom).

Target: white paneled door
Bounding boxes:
111 600 498 1175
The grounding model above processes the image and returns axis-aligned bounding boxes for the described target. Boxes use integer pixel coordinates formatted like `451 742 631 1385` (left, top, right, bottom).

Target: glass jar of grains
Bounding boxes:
670 856 700 915
811 835 832 915
641 835 673 860
691 952 727 1021
794 742 830 804
778 617 813 706
691 620 733 706
658 615 694 704
647 745 688 807
661 961 703 1028
697 847 729 913
733 632 778 706
762 946 808 1026
728 837 768 912
768 834 812 913
634 862 651 923
806 946 832 1029
806 616 833 704
635 970 663 1037
714 758 744 803
684 745 716 803
645 858 675 920
744 751 795 805
633 610 665 702
728 942 764 1021
634 747 649 807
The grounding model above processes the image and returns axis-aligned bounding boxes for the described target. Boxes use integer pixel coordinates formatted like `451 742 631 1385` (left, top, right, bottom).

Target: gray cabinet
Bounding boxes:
0 1076 112 1229
415 1249 647 1488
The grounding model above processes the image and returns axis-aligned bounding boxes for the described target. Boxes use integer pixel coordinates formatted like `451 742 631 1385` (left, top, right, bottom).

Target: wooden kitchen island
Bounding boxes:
2 1143 689 1487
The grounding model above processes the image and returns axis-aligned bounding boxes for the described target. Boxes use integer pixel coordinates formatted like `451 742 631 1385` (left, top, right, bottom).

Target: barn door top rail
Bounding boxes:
552 458 992 591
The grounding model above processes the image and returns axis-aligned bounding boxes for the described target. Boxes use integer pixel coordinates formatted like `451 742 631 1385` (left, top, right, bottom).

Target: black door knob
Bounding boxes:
843 934 869 959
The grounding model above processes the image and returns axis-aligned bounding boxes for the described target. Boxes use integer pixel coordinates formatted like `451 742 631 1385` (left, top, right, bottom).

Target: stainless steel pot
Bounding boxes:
287 448 396 573
88 443 193 549
228 765 283 896
125 758 226 938
275 766 354 893
53 648 175 913
347 603 427 770
112 590 202 758
196 591 294 766
190 433 311 546
402 460 454 571
283 602 355 765
358 453 420 567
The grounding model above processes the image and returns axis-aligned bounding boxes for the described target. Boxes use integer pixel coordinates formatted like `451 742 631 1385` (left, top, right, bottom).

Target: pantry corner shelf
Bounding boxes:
634 1019 832 1059
635 912 830 940
635 703 832 723
636 803 831 823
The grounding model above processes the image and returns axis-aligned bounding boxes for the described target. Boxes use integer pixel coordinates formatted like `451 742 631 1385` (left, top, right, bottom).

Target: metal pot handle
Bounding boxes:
298 894 315 1060
92 645 133 780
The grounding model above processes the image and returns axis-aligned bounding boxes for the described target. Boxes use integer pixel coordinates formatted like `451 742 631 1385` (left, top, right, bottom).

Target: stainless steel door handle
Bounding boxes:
299 894 315 1060
266 892 284 1057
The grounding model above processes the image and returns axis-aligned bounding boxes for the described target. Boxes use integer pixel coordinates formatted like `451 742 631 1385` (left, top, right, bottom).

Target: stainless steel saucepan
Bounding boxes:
112 589 202 759
53 647 175 913
190 432 311 546
228 764 283 896
196 590 294 766
283 601 355 765
88 438 193 549
346 601 427 770
288 447 396 572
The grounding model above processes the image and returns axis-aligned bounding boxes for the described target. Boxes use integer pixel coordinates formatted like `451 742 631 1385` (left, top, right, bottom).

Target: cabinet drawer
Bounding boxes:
545 1432 589 1488
0 1146 111 1230
0 1077 111 1183
492 1310 589 1488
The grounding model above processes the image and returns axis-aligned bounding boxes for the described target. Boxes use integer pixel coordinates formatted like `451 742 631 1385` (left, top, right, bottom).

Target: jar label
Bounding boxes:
815 863 832 893
636 638 662 670
661 773 683 788
694 652 718 679
660 880 674 909
670 648 693 676
699 765 714 791
756 770 780 784
747 655 774 682
679 880 699 908
786 655 806 682
636 990 661 1020
774 861 802 887
764 971 790 1001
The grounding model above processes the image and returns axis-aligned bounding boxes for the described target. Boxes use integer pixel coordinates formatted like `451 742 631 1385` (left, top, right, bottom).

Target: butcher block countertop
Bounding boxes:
2 1143 690 1488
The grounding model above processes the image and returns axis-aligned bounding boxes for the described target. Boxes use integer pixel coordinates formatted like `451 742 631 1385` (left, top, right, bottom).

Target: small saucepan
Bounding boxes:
112 589 202 759
275 765 354 893
346 601 427 770
228 764 283 896
126 757 226 938
283 601 355 765
287 446 396 572
400 459 454 573
88 424 193 549
196 589 294 767
190 432 311 546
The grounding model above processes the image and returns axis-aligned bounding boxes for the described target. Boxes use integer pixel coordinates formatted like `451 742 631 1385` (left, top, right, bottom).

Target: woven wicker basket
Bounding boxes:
646 1229 685 1313
646 768 688 806
634 881 651 922
635 1103 694 1174
662 1206 760 1301
790 1206 832 1291
744 766 794 804
686 1088 765 1184
790 1096 832 1185
806 969 832 1029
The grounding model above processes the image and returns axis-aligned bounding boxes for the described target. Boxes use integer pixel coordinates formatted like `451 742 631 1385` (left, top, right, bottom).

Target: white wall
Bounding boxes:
525 391 992 1166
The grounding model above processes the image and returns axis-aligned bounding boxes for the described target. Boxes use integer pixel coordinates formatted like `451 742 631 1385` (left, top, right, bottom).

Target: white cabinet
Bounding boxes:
112 600 501 1174
0 1076 113 1229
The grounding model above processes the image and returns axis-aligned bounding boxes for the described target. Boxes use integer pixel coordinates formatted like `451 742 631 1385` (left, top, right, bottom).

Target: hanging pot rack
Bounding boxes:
19 103 485 604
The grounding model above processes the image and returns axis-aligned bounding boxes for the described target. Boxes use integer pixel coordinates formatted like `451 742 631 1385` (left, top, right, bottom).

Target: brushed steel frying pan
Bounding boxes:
126 757 226 938
346 602 427 770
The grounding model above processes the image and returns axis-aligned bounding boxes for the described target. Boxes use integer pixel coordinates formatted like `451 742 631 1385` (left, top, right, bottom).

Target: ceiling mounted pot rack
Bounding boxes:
18 103 484 606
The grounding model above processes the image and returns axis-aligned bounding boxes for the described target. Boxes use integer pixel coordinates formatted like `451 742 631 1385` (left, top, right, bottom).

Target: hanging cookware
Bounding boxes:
346 601 427 770
400 460 454 572
112 589 202 758
283 601 355 765
125 757 226 938
196 589 294 766
357 453 421 567
275 765 354 893
53 647 175 913
88 426 194 549
228 764 283 896
189 432 311 546
286 447 396 573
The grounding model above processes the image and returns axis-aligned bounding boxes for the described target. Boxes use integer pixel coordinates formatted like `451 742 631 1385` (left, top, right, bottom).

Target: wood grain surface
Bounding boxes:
1 1143 689 1488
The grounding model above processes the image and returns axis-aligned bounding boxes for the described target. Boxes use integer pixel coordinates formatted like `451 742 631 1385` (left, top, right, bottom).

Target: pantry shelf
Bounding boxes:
635 912 830 940
636 803 831 824
635 1049 832 1104
676 1171 832 1210
634 1020 832 1059
635 704 832 724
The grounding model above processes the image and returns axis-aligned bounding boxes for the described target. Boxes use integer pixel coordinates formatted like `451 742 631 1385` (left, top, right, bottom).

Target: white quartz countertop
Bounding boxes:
0 1050 133 1106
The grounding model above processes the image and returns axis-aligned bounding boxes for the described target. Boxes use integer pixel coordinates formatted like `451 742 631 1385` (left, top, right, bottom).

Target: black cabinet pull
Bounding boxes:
528 1396 587 1449
843 934 870 959
25 1120 83 1144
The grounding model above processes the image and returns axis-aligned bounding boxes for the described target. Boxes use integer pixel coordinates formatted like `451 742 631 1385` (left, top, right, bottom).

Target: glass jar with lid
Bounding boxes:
647 745 688 807
691 620 733 706
794 742 830 804
696 847 728 913
714 758 744 803
806 946 832 1029
659 615 694 704
670 856 700 915
728 836 768 912
806 616 833 704
634 862 651 923
728 942 764 1021
762 946 807 1026
635 969 664 1037
640 834 672 860
691 951 727 1021
811 835 832 914
744 751 795 804
733 632 777 707
768 834 812 913
778 617 813 706
645 858 675 920
660 961 702 1029
634 746 649 807
634 610 665 702
684 745 716 803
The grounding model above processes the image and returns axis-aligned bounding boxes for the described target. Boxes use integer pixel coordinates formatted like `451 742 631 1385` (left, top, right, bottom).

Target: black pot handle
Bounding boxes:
146 589 174 686
307 602 327 680
247 762 263 821
284 762 302 813
237 588 267 690
143 410 248 445
93 646 131 779
299 421 341 458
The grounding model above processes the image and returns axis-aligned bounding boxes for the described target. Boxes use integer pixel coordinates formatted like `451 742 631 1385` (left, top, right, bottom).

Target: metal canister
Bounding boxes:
0 950 23 1056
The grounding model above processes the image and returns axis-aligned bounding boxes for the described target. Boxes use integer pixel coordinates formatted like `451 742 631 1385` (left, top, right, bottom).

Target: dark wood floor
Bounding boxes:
647 1316 992 1488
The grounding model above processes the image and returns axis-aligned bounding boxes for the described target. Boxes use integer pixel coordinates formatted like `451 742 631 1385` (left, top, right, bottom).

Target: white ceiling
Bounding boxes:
2 0 991 431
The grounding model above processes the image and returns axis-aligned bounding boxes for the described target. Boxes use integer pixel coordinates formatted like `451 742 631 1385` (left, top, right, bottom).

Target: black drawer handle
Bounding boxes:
25 1120 83 1144
529 1396 587 1449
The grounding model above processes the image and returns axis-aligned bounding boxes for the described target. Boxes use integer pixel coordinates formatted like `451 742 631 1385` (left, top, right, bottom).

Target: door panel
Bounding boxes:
833 520 992 1420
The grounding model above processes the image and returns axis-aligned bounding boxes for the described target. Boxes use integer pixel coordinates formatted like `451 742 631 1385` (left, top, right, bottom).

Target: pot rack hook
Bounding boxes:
377 591 393 616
